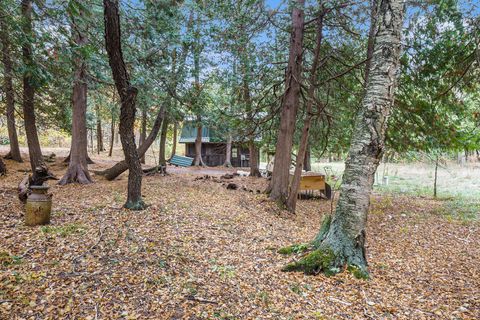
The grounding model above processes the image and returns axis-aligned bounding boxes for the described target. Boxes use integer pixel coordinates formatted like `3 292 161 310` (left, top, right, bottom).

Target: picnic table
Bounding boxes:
290 171 332 199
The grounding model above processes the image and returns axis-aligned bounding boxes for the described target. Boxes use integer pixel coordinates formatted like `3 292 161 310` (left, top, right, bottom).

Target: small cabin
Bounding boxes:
179 123 255 167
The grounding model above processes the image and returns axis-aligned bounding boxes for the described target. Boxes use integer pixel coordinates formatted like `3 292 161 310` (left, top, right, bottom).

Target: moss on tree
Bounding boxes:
312 214 332 246
347 264 369 280
277 243 310 255
124 200 147 211
281 247 337 275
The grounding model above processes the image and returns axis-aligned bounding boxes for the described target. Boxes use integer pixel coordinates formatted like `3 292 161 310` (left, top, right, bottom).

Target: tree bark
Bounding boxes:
109 112 115 157
224 135 232 167
169 121 177 160
89 128 94 153
238 32 261 176
1 15 22 162
286 10 325 213
103 0 145 210
249 141 261 177
193 118 205 166
21 0 44 172
303 142 311 171
365 0 380 85
434 154 438 198
96 105 165 180
63 152 94 164
0 157 6 176
96 105 104 153
284 0 405 277
59 11 93 185
140 108 147 163
192 13 205 167
158 116 169 167
268 0 305 203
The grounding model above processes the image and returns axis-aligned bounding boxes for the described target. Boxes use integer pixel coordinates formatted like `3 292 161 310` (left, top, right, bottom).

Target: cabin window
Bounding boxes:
232 148 238 158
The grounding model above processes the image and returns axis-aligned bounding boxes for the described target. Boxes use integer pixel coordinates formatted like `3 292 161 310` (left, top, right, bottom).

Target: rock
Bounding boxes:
226 183 238 190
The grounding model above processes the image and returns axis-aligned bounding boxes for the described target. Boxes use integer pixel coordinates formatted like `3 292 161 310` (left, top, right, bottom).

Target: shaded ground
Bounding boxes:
0 154 479 319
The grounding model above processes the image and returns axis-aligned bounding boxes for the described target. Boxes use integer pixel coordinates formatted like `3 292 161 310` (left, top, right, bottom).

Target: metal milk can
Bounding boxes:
25 185 52 226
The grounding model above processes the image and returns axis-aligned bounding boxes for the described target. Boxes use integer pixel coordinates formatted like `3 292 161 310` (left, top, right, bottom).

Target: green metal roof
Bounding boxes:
179 123 224 143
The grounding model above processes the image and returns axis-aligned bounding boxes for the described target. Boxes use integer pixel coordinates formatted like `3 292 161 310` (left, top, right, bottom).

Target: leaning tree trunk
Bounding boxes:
286 10 325 213
282 0 404 277
139 108 147 164
224 135 232 167
103 0 145 210
1 15 22 162
158 116 169 167
21 0 44 172
59 12 92 185
96 106 165 180
268 0 305 203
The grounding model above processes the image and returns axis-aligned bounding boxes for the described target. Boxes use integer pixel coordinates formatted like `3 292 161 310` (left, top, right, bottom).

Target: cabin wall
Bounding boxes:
184 143 254 167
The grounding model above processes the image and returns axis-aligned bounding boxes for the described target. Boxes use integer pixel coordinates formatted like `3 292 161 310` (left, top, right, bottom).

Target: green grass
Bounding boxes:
374 176 434 198
438 198 479 222
310 161 480 224
41 223 86 237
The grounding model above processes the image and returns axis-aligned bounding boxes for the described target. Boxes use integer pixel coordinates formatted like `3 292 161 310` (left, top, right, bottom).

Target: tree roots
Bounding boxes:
280 244 368 279
58 165 93 185
279 214 368 279
124 199 148 211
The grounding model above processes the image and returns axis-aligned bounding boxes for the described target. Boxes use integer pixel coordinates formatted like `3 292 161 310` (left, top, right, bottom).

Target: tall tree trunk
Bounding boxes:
303 142 311 171
89 128 94 153
21 0 44 172
283 0 405 277
158 116 169 166
103 0 144 210
249 141 261 177
96 106 165 180
434 154 439 198
109 113 115 157
286 10 325 213
224 135 232 167
59 11 92 185
193 118 205 166
365 0 379 85
1 15 22 162
96 105 104 153
169 121 177 160
139 108 147 163
238 36 261 176
268 0 305 203
192 13 205 167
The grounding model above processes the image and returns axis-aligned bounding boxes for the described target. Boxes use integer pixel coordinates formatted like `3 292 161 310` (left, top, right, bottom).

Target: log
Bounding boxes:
95 106 165 181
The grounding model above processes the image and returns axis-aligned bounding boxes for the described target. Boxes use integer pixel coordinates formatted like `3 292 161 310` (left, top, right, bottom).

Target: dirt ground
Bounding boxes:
0 152 479 319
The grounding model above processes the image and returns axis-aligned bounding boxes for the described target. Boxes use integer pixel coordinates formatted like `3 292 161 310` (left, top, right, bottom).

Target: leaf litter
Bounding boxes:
0 158 479 319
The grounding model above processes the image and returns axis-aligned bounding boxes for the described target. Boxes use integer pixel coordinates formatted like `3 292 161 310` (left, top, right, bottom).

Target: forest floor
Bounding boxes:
0 151 479 319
